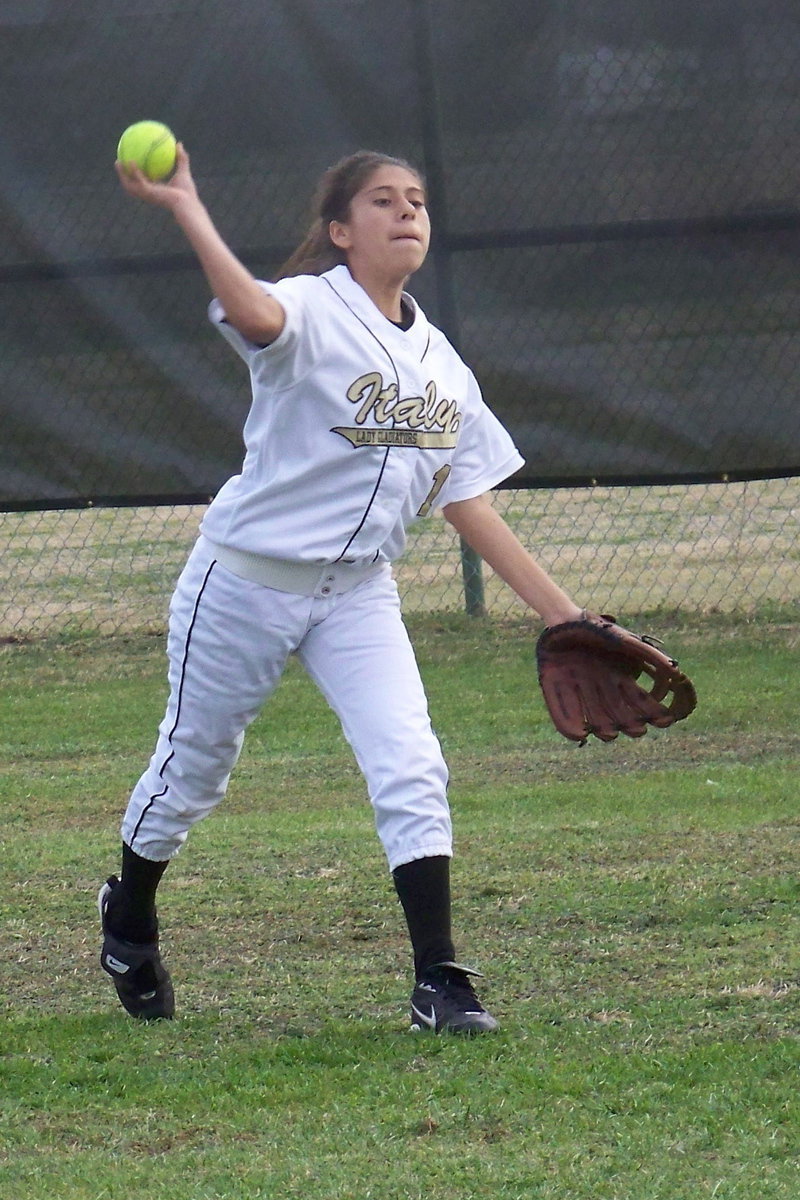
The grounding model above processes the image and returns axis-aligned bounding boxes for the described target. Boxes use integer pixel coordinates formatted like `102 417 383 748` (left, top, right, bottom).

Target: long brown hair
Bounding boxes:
275 150 425 280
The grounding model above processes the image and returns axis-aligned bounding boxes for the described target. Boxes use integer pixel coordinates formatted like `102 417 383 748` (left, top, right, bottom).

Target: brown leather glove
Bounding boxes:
536 611 697 744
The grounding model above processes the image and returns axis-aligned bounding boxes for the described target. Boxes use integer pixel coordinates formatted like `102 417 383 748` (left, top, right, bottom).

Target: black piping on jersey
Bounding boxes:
129 558 218 850
322 274 430 564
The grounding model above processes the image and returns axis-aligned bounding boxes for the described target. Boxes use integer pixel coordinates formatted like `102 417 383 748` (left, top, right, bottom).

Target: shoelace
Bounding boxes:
429 968 482 1006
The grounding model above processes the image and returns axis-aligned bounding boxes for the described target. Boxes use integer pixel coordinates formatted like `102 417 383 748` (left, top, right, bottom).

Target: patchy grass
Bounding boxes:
1 615 798 1198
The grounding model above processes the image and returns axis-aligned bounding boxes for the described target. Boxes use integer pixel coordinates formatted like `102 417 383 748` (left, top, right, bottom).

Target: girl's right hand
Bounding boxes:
115 143 200 213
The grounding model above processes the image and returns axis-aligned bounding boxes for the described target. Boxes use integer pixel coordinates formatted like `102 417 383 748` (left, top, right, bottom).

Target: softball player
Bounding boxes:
100 146 583 1033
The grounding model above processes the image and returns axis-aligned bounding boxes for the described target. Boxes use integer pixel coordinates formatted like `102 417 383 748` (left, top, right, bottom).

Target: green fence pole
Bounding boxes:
413 0 487 619
459 537 486 617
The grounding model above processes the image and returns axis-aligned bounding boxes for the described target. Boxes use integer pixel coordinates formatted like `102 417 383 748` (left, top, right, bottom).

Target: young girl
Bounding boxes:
100 145 583 1033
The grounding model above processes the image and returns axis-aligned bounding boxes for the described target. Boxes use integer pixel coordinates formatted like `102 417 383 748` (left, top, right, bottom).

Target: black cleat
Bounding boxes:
409 961 498 1035
98 876 175 1020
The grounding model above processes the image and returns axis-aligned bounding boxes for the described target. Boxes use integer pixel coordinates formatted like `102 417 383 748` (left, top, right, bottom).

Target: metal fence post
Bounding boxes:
414 0 486 615
460 537 487 616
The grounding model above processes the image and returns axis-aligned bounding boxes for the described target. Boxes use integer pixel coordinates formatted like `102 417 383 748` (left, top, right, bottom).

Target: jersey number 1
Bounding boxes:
417 465 452 518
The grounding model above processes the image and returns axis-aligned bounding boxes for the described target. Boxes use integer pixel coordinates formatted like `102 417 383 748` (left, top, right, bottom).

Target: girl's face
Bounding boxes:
329 165 431 284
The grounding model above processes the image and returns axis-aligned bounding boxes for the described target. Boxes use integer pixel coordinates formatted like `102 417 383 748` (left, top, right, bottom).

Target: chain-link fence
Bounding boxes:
2 476 796 642
1 2 799 640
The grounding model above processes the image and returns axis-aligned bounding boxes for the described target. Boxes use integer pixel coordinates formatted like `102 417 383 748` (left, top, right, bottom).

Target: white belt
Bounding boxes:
203 537 385 597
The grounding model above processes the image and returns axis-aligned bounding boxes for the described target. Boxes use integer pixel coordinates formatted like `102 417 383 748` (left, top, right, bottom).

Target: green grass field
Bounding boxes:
1 613 798 1199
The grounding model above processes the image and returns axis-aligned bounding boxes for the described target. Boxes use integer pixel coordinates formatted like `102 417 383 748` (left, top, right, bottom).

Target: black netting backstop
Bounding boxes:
2 0 800 513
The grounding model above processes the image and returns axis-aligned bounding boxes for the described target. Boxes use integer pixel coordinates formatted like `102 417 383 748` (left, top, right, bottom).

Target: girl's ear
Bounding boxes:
329 219 351 250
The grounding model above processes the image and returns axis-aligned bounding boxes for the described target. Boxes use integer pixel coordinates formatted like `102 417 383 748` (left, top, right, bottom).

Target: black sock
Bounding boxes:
104 842 170 944
392 855 456 979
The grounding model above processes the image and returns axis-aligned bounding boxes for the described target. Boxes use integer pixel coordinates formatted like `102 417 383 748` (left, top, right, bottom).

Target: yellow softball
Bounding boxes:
116 121 177 181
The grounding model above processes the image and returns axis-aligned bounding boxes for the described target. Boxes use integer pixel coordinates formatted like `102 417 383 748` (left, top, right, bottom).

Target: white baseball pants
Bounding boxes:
121 538 452 872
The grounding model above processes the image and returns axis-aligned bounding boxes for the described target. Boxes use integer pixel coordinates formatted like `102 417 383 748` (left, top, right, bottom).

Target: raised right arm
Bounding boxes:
115 145 285 346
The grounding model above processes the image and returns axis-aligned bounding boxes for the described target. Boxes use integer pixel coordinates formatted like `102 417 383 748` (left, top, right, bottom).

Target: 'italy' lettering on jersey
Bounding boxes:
333 372 460 449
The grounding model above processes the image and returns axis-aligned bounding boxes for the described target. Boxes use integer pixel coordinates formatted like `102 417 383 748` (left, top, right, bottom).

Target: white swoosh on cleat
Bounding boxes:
410 1002 437 1030
103 954 131 975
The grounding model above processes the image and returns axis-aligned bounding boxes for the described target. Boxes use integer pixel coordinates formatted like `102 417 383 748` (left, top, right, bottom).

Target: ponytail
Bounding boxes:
275 218 345 280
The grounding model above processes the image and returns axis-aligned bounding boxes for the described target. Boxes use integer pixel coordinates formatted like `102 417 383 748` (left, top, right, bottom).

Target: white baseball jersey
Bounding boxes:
200 264 524 565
